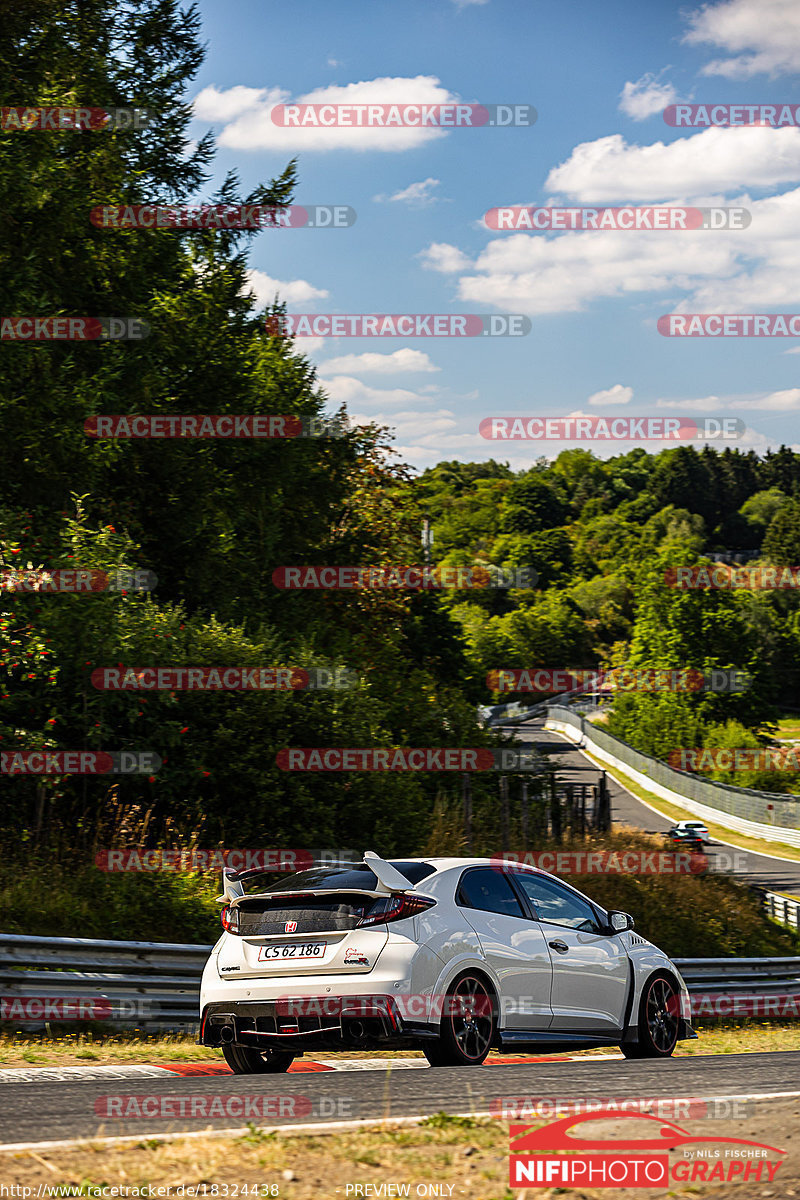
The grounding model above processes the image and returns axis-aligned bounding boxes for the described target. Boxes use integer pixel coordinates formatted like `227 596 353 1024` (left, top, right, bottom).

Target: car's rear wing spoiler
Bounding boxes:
363 851 415 892
215 850 415 903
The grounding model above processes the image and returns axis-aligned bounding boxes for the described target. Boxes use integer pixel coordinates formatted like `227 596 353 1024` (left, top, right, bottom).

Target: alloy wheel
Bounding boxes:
447 975 494 1061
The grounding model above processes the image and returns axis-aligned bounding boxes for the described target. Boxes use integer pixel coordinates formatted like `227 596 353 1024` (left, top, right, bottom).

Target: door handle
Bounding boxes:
548 939 569 953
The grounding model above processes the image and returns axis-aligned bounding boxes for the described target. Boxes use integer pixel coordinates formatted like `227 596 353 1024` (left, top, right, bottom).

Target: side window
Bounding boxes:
512 872 601 933
457 868 525 918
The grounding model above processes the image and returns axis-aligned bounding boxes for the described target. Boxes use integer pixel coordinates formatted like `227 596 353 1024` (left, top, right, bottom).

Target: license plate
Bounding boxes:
258 942 325 961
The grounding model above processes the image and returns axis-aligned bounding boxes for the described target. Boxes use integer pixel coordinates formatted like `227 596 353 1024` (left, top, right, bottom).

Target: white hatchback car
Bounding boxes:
199 852 696 1072
670 820 710 844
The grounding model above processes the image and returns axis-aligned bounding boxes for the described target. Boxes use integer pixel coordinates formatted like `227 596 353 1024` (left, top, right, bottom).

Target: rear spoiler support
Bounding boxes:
216 850 415 902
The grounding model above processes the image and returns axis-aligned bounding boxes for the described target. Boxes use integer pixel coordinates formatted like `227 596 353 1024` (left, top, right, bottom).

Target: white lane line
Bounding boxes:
0 1054 621 1084
0 1060 426 1084
3 1092 800 1154
0 1064 176 1084
318 1058 427 1071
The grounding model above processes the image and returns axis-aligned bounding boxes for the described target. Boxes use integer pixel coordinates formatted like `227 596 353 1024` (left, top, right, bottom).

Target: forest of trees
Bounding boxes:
0 0 495 859
413 447 800 791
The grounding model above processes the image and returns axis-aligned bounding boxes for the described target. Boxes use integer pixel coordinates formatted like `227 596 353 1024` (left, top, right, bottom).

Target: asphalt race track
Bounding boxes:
0 1052 798 1147
514 719 800 893
0 718 796 1151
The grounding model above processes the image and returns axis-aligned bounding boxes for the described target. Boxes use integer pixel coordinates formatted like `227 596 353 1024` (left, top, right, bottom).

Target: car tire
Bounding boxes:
422 972 497 1067
222 1043 295 1074
621 973 680 1059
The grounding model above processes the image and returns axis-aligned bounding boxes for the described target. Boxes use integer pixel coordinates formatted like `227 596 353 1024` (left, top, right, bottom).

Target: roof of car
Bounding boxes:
399 856 547 874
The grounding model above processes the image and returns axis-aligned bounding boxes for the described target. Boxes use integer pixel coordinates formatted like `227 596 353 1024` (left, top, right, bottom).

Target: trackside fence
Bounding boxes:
0 934 798 1032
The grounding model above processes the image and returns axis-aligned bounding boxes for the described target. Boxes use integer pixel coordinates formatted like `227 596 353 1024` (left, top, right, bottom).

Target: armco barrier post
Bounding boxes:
500 775 510 850
463 773 473 853
549 776 562 843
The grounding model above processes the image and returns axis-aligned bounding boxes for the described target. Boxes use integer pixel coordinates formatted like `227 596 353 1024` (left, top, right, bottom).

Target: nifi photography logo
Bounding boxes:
509 1110 785 1189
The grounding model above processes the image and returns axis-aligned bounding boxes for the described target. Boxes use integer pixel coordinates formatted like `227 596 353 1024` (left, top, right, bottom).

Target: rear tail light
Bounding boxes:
357 893 436 927
221 906 240 933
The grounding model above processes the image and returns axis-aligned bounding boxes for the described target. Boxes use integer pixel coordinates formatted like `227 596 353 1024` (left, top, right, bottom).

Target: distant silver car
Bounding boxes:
200 852 696 1073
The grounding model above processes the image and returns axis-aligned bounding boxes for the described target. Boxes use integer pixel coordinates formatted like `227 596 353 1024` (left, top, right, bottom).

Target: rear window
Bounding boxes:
236 893 368 935
248 861 436 893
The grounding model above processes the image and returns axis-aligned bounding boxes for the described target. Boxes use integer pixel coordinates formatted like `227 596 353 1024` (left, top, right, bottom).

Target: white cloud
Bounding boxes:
619 74 679 120
729 388 800 410
193 85 271 122
244 270 328 307
546 127 800 202
373 178 441 207
433 227 736 315
337 398 800 469
684 0 800 78
319 377 438 409
192 76 458 152
423 184 800 316
588 384 633 406
418 242 473 273
350 409 459 438
655 395 726 410
318 349 439 376
451 0 490 6
655 390 800 412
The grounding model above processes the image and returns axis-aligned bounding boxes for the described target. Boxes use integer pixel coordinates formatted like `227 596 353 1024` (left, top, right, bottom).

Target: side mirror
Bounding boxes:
608 910 635 933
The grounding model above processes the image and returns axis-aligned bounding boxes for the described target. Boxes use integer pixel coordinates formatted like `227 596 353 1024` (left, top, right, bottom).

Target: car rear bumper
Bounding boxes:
200 996 437 1052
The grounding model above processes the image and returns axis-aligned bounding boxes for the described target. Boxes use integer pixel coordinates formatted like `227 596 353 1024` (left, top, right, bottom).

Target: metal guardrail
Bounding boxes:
0 934 798 1031
675 956 800 993
479 700 547 726
0 933 212 1032
762 892 800 932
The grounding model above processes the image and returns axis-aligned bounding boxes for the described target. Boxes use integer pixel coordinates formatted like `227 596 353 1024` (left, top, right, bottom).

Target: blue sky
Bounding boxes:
189 0 800 471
